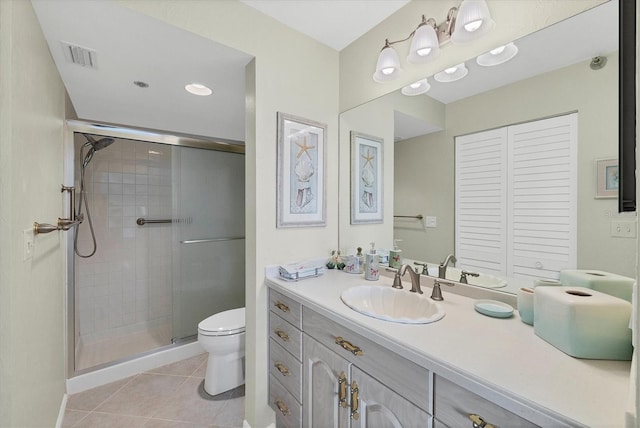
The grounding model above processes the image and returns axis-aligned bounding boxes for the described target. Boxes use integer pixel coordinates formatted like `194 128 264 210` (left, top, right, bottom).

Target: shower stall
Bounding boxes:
66 122 245 374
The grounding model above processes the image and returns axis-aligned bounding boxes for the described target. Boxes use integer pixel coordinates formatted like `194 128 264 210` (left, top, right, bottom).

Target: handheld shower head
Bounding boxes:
92 137 115 151
81 134 114 167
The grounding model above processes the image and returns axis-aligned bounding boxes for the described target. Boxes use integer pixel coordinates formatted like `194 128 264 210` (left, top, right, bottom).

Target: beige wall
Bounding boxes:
395 52 633 277
339 0 607 111
118 1 340 426
0 0 67 425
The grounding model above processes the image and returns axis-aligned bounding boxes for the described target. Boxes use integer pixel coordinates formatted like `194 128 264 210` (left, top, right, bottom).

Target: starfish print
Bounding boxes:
362 149 375 167
296 137 315 159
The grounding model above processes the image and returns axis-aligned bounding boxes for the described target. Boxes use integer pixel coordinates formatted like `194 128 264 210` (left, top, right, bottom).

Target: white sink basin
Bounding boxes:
340 285 445 324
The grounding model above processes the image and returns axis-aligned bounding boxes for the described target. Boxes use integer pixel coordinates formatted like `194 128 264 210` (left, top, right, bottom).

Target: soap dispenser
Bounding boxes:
356 247 365 274
364 242 379 281
389 239 403 269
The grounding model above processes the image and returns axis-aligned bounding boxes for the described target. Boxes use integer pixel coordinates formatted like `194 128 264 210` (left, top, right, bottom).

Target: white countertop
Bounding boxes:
266 269 631 427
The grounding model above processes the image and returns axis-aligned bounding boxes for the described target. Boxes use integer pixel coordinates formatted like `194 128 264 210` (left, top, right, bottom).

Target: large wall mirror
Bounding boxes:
338 0 633 295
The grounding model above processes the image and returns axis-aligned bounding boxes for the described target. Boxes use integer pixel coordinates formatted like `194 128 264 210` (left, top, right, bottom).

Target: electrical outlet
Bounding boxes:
611 220 637 238
425 216 437 228
23 228 34 261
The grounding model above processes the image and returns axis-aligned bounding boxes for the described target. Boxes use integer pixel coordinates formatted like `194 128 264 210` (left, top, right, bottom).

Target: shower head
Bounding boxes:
83 134 115 151
81 134 115 167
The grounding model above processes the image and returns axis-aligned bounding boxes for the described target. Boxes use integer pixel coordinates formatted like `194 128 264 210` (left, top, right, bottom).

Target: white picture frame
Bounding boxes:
351 131 383 224
595 158 619 199
276 112 327 228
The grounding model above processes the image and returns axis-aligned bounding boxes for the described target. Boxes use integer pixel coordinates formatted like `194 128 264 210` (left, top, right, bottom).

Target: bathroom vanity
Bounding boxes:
266 270 631 427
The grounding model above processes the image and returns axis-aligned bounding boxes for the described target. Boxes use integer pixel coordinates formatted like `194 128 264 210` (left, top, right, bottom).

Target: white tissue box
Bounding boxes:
534 286 632 360
559 269 634 302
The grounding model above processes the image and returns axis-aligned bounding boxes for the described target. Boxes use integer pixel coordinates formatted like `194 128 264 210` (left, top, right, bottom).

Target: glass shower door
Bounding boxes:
171 145 245 342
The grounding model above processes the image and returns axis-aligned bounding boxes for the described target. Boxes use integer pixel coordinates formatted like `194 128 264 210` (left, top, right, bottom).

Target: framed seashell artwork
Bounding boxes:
350 131 384 224
277 112 327 227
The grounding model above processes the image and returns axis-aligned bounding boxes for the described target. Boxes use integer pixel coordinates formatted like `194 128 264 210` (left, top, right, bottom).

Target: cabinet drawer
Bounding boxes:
269 374 302 428
270 339 302 399
434 375 538 428
303 307 430 412
270 312 302 360
270 289 302 329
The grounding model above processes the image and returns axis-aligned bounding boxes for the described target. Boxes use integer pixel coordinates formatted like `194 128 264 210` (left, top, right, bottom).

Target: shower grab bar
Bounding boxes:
136 217 192 226
394 214 424 220
180 237 245 244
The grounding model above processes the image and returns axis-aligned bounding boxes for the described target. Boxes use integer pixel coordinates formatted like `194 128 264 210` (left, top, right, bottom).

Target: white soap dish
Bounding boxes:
474 300 514 318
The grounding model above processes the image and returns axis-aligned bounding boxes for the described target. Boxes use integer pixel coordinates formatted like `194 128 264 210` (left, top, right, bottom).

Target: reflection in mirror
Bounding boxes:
339 1 633 295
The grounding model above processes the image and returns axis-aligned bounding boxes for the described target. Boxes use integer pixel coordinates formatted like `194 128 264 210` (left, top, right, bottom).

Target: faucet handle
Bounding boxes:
385 268 403 289
431 280 455 301
413 261 429 275
459 270 480 284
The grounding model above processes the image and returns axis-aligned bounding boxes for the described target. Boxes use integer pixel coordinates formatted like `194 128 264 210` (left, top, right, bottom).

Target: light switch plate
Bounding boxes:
611 220 636 238
425 216 437 228
23 228 34 261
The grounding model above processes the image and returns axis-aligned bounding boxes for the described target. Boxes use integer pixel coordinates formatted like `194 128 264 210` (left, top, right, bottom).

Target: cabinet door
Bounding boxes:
303 335 350 428
350 367 430 428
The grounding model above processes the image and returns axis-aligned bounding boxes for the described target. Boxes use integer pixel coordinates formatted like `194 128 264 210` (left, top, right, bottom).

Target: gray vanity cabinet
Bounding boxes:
433 375 539 428
302 335 350 427
268 287 568 428
269 290 304 428
301 307 431 428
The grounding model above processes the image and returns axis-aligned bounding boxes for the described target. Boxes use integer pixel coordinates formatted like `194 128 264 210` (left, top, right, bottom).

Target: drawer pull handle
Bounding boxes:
275 399 291 416
275 329 290 342
338 371 348 408
335 336 364 356
469 413 498 428
350 380 360 420
275 362 291 376
274 302 290 313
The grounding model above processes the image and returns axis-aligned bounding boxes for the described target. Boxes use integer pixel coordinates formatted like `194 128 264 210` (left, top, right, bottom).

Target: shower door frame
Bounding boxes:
64 120 245 379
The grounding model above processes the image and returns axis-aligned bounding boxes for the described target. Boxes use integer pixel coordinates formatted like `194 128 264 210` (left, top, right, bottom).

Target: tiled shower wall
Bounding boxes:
74 136 174 348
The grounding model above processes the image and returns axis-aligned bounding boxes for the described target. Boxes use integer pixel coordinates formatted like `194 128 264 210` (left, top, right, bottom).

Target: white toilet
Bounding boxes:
197 307 246 396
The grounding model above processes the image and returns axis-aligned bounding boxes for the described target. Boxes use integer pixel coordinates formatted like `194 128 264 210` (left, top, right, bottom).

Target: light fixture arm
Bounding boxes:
384 15 439 49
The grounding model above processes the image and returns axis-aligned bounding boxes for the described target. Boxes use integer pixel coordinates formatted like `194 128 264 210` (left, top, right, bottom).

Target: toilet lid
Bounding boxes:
198 307 245 336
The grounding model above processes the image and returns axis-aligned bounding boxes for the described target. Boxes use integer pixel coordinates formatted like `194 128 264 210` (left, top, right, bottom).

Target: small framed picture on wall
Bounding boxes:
595 158 619 199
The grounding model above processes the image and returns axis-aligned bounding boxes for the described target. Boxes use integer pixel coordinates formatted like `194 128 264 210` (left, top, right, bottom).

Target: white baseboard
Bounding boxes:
55 393 68 428
67 342 204 395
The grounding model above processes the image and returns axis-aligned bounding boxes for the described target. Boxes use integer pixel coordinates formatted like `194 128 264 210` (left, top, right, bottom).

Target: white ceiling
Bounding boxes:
30 0 617 143
239 0 410 51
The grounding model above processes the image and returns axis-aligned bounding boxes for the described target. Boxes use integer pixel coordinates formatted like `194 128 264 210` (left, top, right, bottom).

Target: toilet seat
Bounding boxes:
198 307 245 336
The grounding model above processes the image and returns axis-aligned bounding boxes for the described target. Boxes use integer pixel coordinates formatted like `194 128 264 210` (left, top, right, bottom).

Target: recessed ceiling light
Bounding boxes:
185 83 213 96
133 81 149 88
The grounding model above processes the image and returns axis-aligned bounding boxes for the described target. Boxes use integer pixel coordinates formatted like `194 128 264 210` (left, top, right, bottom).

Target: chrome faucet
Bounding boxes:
431 280 455 301
438 254 457 279
399 264 422 294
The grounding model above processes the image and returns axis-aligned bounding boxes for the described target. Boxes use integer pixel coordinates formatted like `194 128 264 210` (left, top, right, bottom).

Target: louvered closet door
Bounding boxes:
507 114 577 281
455 128 508 277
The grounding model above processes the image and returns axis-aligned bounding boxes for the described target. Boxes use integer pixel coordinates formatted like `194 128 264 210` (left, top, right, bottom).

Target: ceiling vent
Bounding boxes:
61 42 97 69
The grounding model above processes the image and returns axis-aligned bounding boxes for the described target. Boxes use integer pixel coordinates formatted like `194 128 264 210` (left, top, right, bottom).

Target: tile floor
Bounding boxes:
63 353 245 428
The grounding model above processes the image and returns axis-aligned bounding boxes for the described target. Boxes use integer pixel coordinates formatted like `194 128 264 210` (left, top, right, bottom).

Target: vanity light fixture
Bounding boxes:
476 42 518 66
401 78 431 96
434 63 468 82
373 0 494 82
450 0 495 43
185 83 213 96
